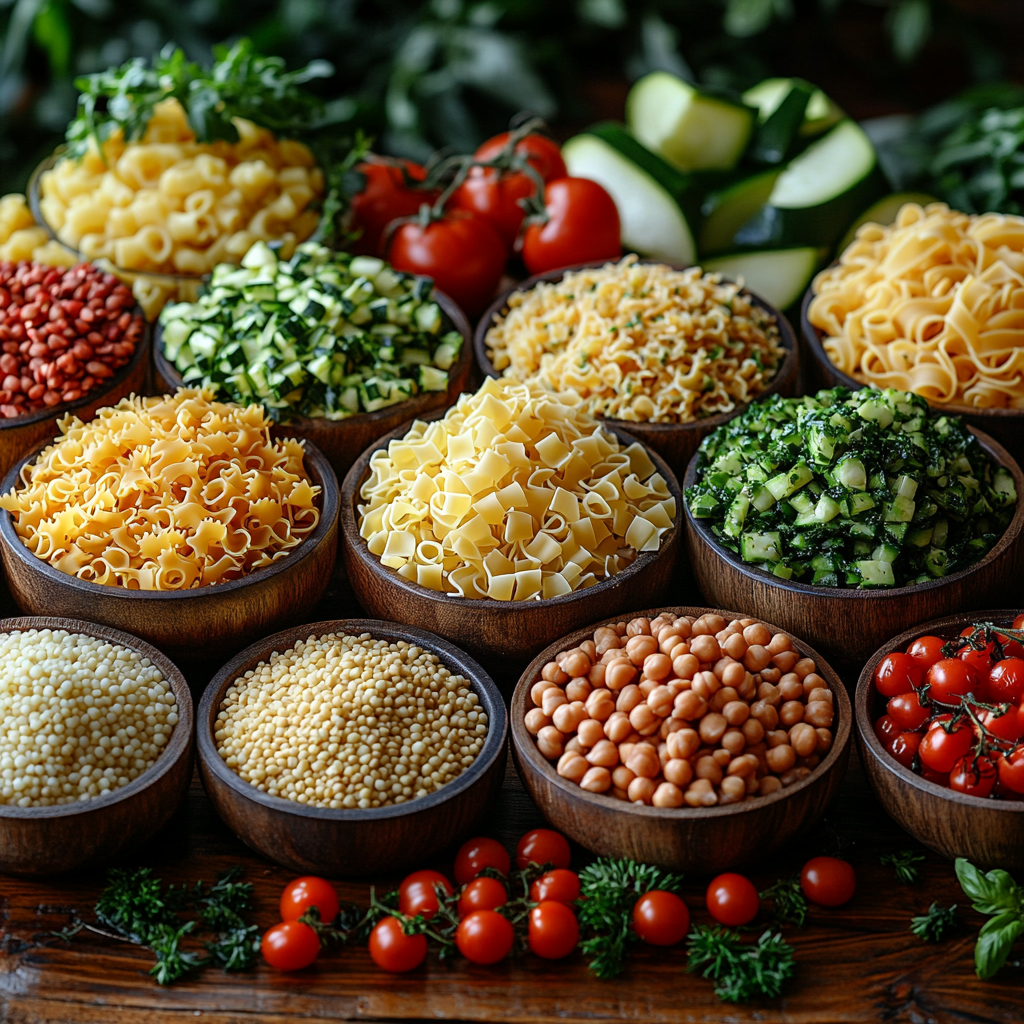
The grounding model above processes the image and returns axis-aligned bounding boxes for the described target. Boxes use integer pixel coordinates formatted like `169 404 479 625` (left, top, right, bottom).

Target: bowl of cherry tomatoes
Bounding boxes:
856 609 1024 867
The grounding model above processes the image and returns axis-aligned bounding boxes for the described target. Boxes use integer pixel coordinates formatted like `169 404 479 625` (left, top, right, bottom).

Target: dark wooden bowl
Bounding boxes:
800 286 1024 464
153 289 473 483
196 618 507 876
341 422 684 668
510 606 851 872
0 312 149 483
0 616 193 877
474 261 799 480
0 439 339 664
856 610 1024 867
684 428 1024 669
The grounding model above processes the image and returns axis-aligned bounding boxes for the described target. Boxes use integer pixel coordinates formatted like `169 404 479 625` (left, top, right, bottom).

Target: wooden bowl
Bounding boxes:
0 439 339 664
196 618 507 876
0 616 193 877
800 287 1024 464
684 428 1024 668
152 289 473 482
341 422 683 668
510 606 851 872
474 261 799 480
856 610 1024 866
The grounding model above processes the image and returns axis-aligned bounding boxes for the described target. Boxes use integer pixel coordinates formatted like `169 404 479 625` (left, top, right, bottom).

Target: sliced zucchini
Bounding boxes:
742 78 843 139
698 170 781 255
701 247 820 310
748 81 814 164
626 72 754 172
837 191 939 252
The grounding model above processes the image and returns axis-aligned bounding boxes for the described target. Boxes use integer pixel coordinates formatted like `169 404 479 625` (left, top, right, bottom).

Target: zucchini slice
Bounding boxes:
698 169 780 255
702 247 820 310
837 191 939 252
626 72 754 172
742 78 843 139
562 123 697 265
748 80 814 164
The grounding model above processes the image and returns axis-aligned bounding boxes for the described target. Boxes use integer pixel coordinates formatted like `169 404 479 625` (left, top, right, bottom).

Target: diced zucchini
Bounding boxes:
766 461 813 500
855 560 895 587
723 492 749 538
418 366 448 392
742 532 782 562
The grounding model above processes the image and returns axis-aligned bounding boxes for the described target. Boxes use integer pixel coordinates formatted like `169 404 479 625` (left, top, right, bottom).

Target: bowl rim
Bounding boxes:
0 434 339 603
151 287 473 432
473 257 799 437
855 608 1024 813
510 604 852 820
196 617 508 821
799 285 1024 421
0 615 193 819
683 424 1024 603
340 420 683 614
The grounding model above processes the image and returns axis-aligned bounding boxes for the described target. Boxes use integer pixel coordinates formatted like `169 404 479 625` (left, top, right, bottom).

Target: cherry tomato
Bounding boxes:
528 900 579 959
706 873 759 927
456 909 514 965
874 652 922 698
279 876 339 924
369 916 428 973
979 705 1023 743
959 627 1024 661
521 178 620 275
887 692 930 732
474 132 567 183
1014 613 1024 631
516 828 571 871
907 635 946 672
986 658 1024 706
997 746 1024 794
398 869 453 919
261 920 320 972
800 856 856 907
530 868 581 905
450 168 536 248
959 644 995 678
388 211 507 317
992 777 1024 801
458 876 508 917
454 837 511 885
925 658 977 705
632 890 690 946
949 754 997 798
888 731 921 769
919 719 973 773
349 158 436 257
874 714 900 746
919 762 950 787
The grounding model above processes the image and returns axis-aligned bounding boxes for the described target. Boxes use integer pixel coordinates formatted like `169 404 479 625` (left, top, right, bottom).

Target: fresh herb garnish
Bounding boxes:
911 902 959 943
687 925 796 1003
955 858 1024 979
759 878 808 927
881 850 926 884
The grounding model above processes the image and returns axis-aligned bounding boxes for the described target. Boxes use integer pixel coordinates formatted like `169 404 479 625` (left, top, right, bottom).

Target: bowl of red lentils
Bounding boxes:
510 606 852 873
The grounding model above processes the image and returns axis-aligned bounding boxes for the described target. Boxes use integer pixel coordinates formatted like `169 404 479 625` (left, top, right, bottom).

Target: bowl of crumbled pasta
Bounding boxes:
339 376 684 670
802 202 1024 464
0 389 339 663
475 256 799 480
196 618 507 876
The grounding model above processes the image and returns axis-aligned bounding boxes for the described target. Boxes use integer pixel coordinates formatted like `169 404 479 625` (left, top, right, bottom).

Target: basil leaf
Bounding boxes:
955 858 1022 915
975 913 1024 979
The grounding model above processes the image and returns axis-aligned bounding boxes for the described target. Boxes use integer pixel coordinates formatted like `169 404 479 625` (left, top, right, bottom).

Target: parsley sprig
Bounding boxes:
686 926 796 1003
911 902 959 943
881 850 926 885
759 878 808 928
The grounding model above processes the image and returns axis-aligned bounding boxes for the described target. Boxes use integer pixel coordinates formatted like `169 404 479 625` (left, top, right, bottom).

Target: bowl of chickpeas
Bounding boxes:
510 606 851 872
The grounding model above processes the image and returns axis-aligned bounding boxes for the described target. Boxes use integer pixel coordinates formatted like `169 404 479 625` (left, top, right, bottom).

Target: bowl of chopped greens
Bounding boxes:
684 387 1024 666
154 241 473 481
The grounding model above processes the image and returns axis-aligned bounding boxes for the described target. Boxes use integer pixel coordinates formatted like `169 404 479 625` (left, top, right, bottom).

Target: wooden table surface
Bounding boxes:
0 557 1022 1024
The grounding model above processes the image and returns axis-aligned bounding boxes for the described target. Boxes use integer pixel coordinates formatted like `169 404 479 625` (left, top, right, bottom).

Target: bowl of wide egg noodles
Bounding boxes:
0 389 339 662
802 202 1024 461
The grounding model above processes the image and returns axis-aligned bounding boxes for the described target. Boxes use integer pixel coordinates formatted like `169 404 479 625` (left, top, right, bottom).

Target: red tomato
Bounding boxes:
516 828 571 871
919 762 950 787
521 178 620 275
997 747 1024 794
979 704 1023 743
261 920 320 971
925 659 977 705
349 158 436 257
888 731 922 769
800 857 856 907
369 916 428 973
632 890 690 946
530 869 581 905
474 132 567 183
1014 613 1024 631
887 692 930 732
919 719 974 773
528 900 579 959
458 876 508 917
960 644 995 678
986 658 1024 706
450 169 536 247
907 635 946 672
706 873 759 927
998 635 1024 659
398 869 453 919
993 777 1024 801
388 211 507 317
456 909 514 965
874 714 900 746
874 652 922 698
454 837 511 885
949 754 997 798
279 876 339 924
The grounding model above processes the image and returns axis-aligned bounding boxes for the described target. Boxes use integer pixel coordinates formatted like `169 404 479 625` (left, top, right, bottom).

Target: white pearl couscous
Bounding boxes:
214 633 489 809
0 629 179 807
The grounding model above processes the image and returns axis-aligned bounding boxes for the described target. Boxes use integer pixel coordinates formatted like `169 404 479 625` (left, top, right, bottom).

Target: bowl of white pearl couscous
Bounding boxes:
0 617 193 876
196 618 507 876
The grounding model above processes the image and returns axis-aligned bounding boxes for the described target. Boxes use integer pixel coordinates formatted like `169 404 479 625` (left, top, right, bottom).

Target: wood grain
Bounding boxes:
195 618 508 876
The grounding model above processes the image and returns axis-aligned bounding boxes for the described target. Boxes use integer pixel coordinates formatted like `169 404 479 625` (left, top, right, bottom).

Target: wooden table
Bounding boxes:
0 562 1021 1024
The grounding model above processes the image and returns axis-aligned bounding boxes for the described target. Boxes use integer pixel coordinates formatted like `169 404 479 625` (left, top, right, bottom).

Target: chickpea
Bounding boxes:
710 686 740 712
721 633 748 660
541 663 568 685
586 739 619 768
627 744 661 779
699 712 728 745
672 618 693 638
721 699 750 727
652 782 684 808
808 688 833 705
537 726 564 759
658 630 682 655
542 688 568 716
743 645 772 672
628 776 657 804
664 758 693 788
673 653 699 680
758 776 782 796
721 660 747 689
721 729 746 756
712 748 732 768
557 751 588 782
643 652 672 682
616 684 643 714
750 700 779 730
778 700 805 727
576 718 606 748
815 727 833 754
580 640 598 662
626 617 652 637
738 674 758 701
695 755 723 785
772 650 800 672
690 616 712 637
673 689 707 721
767 631 791 655
778 674 803 701
691 673 721 701
789 722 817 758
719 775 747 805
625 634 659 666
766 743 796 773
618 742 635 765
758 669 779 686
580 766 612 793
741 717 765 745
704 614 727 634
524 708 551 735
594 626 621 655
567 678 594 703
584 665 604 690
553 701 587 734
561 648 592 678
613 622 627 636
690 635 721 664
794 658 817 679
667 728 700 760
647 685 674 718
565 736 583 755
766 729 790 748
605 659 638 691
757 681 781 706
804 702 834 729
586 688 615 721
612 765 635 789
685 778 717 807
746 774 760 794
611 787 629 802
667 641 691 662
743 623 772 648
780 766 811 787
802 673 827 696
658 718 676 740
638 678 659 699
726 753 760 778
604 711 633 743
629 703 660 736
531 679 557 705
800 754 820 769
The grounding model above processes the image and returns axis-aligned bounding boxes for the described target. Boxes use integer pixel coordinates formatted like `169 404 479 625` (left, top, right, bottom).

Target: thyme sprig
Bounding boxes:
687 926 796 1003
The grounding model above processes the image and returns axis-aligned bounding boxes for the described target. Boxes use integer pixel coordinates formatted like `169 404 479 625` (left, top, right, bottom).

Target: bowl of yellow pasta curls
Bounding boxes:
802 202 1024 464
0 389 339 663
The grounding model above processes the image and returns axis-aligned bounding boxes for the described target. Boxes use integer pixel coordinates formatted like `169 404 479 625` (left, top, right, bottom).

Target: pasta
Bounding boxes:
809 202 1024 409
484 256 785 423
0 194 75 268
357 377 676 601
0 388 321 589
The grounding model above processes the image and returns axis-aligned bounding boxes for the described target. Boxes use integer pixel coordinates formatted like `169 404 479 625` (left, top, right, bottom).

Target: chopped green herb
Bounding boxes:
911 902 959 942
687 925 796 1003
759 878 808 927
882 850 926 884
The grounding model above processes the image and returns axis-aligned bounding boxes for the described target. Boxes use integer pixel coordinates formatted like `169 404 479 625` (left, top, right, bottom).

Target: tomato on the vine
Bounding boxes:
474 132 567 183
959 643 995 678
907 635 946 672
632 890 690 946
800 856 856 907
516 828 571 871
349 158 436 257
280 876 339 924
528 900 579 959
997 746 1024 794
887 692 930 732
458 876 508 917
261 920 320 971
874 652 922 698
453 837 511 885
985 658 1024 706
888 731 922 769
925 658 977 705
450 169 536 248
874 714 900 746
456 909 514 964
918 719 973 773
398 869 452 919
522 177 620 275
979 705 1023 743
1014 613 1024 631
919 762 950 787
705 873 759 927
530 868 581 905
369 916 428 973
949 754 997 798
